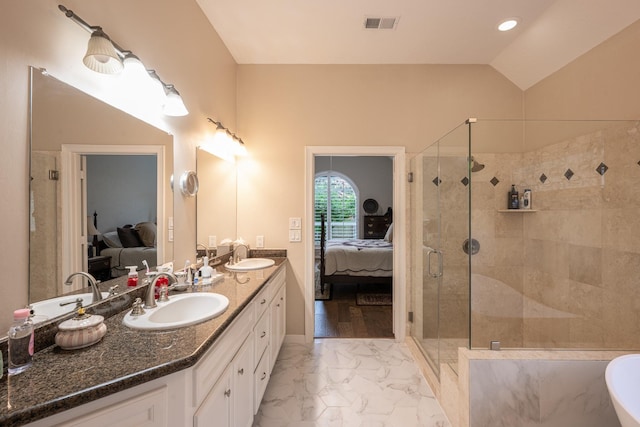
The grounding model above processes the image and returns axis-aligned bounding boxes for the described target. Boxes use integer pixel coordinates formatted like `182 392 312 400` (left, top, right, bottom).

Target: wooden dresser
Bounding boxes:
363 215 391 239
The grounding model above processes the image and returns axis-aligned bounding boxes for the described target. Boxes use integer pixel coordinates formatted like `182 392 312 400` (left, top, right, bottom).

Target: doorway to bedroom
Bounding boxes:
305 147 404 340
312 154 396 339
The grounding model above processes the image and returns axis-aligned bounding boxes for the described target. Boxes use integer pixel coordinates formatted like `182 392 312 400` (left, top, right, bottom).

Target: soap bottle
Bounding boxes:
508 185 519 209
522 189 532 209
8 308 34 375
126 265 138 287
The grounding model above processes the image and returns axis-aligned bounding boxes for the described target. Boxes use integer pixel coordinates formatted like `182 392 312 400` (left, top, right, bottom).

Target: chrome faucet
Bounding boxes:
231 243 250 264
64 272 102 302
144 272 178 309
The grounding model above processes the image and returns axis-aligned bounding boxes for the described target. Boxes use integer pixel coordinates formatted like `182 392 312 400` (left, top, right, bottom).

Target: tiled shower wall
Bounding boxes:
471 121 640 349
30 151 61 302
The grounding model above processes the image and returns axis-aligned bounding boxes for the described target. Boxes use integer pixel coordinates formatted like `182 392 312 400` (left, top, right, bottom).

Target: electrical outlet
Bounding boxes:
168 216 174 230
208 235 217 247
256 235 264 248
168 229 174 242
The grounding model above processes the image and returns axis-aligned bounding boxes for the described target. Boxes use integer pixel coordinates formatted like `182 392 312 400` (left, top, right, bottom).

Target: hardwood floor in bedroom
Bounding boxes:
315 283 393 338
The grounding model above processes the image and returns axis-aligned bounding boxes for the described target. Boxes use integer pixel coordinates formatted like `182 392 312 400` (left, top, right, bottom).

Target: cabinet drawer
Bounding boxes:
254 310 270 367
59 386 168 427
253 348 270 413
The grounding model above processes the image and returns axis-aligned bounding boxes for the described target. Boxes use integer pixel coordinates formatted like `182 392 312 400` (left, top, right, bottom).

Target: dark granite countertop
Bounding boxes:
0 256 287 426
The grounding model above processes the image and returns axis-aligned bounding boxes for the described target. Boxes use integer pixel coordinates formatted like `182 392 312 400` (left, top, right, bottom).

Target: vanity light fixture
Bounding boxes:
206 118 248 158
58 4 188 116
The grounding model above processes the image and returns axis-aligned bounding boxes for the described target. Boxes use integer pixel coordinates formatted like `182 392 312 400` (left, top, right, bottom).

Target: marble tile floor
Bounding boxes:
253 339 451 427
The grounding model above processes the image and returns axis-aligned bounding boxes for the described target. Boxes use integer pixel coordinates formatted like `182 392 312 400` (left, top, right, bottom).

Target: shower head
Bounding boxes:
470 156 485 172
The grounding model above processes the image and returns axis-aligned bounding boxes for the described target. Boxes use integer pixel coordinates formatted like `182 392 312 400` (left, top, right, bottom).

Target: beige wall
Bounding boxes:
0 0 236 334
236 64 523 335
525 18 640 120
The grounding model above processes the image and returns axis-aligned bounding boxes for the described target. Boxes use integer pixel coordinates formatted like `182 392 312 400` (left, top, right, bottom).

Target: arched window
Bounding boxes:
314 172 358 244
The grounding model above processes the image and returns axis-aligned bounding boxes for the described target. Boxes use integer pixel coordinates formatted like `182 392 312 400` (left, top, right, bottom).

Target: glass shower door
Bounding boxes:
410 121 471 377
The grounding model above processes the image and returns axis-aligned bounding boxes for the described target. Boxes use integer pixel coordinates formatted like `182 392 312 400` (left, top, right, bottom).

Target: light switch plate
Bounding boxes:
256 235 264 248
208 235 217 247
289 217 301 230
168 216 174 230
289 230 301 242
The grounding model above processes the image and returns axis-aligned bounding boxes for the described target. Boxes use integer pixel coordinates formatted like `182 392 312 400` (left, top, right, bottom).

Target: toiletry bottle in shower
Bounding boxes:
8 308 34 375
509 185 519 209
523 189 532 209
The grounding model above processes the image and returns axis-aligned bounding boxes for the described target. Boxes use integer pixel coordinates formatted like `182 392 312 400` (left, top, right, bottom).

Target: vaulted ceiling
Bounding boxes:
196 0 640 89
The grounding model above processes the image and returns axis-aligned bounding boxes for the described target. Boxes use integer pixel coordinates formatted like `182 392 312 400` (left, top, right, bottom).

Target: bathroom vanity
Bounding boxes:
0 258 286 427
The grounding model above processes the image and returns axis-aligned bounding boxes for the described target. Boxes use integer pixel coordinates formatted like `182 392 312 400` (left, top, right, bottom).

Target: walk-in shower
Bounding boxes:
409 118 640 380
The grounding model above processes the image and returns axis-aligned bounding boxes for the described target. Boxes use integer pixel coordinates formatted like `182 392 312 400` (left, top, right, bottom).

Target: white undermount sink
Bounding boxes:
606 354 640 427
225 258 275 272
30 292 110 323
122 292 229 331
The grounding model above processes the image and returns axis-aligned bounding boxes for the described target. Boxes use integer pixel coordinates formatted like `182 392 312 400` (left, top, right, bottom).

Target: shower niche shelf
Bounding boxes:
498 209 538 213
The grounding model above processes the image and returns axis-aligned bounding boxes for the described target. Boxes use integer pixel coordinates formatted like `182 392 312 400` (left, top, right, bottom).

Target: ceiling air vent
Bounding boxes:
364 16 398 30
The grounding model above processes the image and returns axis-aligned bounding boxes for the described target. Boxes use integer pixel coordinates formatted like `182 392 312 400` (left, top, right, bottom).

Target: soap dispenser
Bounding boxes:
126 265 138 287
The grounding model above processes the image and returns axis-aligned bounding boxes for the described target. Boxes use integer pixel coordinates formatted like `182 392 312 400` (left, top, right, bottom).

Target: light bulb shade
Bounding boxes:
83 29 123 74
147 71 167 106
86 216 101 236
234 139 248 156
163 86 188 116
122 53 146 77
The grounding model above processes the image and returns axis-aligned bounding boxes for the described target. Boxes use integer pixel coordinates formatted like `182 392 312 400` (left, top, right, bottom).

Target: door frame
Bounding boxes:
61 144 165 286
304 146 406 343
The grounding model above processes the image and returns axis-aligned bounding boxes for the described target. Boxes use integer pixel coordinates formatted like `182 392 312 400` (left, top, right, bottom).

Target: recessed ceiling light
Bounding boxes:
498 18 519 32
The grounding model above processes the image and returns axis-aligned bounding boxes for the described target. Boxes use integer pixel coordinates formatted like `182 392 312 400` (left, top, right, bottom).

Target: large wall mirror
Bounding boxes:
29 66 174 306
196 147 236 257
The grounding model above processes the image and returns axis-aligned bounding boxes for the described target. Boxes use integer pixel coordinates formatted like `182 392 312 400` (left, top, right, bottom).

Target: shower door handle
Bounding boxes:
427 249 443 279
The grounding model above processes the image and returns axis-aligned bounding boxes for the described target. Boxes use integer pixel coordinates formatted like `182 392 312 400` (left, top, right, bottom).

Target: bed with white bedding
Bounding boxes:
319 214 393 293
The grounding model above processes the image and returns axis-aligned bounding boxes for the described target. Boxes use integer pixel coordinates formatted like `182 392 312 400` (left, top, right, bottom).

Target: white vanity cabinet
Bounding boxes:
23 266 287 427
194 333 254 427
253 267 286 411
270 276 286 372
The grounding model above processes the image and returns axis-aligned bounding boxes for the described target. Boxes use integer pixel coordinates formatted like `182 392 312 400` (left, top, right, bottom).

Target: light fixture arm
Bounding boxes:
59 5 132 59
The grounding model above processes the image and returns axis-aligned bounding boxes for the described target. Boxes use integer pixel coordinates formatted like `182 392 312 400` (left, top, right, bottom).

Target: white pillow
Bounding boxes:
384 223 394 243
102 231 123 248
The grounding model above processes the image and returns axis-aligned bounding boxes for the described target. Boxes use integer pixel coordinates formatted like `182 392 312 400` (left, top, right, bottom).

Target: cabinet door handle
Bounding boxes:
261 372 267 380
276 303 280 307
260 331 266 338
238 368 244 375
224 389 231 397
261 299 266 305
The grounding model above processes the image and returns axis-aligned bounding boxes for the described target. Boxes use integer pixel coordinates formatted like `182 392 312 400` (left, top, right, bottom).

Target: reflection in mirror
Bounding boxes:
196 147 237 259
29 66 174 316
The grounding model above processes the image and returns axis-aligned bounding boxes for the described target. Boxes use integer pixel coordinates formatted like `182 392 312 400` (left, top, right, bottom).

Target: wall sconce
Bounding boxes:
198 118 248 162
58 4 188 116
